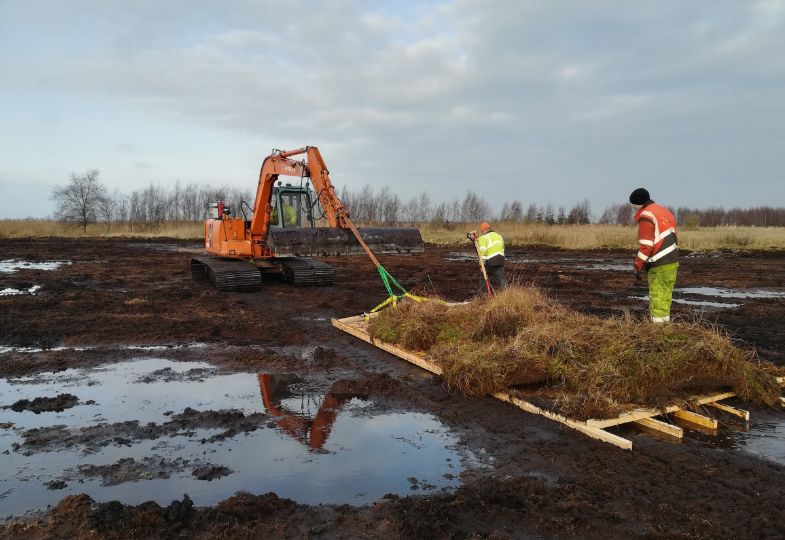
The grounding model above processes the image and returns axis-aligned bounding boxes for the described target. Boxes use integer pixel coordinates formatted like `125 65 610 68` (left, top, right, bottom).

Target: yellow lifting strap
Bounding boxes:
365 291 431 321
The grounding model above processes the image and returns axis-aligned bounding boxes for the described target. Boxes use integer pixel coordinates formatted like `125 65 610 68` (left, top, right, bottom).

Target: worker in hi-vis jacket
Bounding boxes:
468 222 507 292
629 188 679 323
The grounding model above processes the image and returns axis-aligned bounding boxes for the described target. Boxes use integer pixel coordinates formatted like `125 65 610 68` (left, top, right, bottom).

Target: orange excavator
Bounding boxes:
191 146 423 290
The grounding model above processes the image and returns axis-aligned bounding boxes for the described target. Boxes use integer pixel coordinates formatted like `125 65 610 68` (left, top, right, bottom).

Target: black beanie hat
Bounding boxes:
629 188 650 205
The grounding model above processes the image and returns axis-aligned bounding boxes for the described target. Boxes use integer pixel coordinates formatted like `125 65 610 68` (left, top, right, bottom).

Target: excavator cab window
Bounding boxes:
271 187 316 229
269 196 280 227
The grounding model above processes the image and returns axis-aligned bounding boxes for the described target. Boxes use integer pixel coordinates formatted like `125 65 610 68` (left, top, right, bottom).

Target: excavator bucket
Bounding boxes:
267 227 424 258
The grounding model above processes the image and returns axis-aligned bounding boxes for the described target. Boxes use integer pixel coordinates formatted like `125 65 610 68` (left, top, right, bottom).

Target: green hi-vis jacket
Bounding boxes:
271 205 298 226
478 231 505 261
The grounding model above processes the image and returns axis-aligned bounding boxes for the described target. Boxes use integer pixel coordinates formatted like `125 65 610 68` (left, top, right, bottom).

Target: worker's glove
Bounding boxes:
466 232 477 241
634 270 644 282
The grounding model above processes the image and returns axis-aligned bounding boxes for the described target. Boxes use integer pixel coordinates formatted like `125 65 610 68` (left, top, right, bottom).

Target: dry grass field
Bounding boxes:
2 219 785 251
419 222 785 250
0 219 202 239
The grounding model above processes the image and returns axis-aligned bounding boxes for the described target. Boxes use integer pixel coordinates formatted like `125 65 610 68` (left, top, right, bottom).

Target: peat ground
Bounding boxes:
1 238 785 539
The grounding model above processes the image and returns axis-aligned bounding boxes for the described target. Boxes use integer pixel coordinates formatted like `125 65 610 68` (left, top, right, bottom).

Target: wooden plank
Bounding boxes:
586 392 736 429
708 402 750 421
671 409 718 429
493 391 633 450
776 376 784 385
331 317 443 375
633 417 683 438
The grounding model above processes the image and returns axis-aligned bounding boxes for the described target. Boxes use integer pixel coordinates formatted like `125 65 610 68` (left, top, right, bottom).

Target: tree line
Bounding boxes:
51 170 785 230
51 170 252 230
675 207 785 228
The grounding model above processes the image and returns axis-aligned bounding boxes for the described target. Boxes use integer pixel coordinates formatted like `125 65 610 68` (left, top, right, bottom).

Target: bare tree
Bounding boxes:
499 202 511 221
95 192 116 223
403 191 431 223
525 203 538 222
431 201 448 226
378 185 400 225
509 200 523 221
114 192 129 223
460 191 492 221
598 203 634 225
51 169 107 231
567 199 592 225
355 184 377 223
95 188 126 230
416 191 431 222
544 204 555 225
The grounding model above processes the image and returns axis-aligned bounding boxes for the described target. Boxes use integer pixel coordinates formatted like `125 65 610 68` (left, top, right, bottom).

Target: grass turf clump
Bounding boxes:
367 286 783 418
367 300 466 351
431 338 550 396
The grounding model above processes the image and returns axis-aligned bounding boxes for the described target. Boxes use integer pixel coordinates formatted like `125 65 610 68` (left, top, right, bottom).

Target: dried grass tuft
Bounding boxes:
368 286 783 418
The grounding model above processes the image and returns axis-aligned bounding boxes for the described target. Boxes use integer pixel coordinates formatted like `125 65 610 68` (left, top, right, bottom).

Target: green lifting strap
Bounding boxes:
366 265 429 318
377 265 408 298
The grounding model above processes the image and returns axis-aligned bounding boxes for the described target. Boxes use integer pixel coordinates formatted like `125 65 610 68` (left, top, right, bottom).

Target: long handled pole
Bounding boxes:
472 238 494 297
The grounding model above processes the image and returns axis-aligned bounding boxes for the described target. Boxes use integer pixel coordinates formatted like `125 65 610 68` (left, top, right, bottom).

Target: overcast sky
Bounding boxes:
2 1 784 219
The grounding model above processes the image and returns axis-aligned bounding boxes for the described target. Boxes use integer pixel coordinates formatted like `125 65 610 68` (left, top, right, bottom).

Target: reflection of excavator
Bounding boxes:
191 146 423 290
258 374 356 450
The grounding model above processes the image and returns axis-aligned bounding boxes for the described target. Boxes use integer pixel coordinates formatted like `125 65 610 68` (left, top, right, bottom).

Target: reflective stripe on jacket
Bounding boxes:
634 202 678 271
478 231 505 261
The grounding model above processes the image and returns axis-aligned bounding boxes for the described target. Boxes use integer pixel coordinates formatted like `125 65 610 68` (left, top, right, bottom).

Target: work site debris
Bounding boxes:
368 286 783 419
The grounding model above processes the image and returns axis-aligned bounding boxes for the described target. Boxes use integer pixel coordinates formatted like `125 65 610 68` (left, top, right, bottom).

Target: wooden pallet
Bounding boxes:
332 314 785 450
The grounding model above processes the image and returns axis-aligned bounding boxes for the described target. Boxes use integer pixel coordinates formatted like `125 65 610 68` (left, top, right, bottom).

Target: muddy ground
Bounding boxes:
1 238 785 539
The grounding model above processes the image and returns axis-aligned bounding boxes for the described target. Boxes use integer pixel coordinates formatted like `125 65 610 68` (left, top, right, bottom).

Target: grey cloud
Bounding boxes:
3 0 785 212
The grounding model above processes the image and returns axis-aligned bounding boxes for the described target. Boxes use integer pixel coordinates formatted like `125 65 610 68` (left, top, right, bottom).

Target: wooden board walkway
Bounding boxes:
332 314 785 450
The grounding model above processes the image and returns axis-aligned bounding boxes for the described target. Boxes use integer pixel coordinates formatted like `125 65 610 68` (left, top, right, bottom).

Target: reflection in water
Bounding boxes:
617 408 785 466
0 260 70 273
685 410 785 466
258 374 358 450
0 358 465 516
443 252 630 270
628 295 740 309
675 286 785 299
0 285 43 296
628 284 785 310
574 263 629 271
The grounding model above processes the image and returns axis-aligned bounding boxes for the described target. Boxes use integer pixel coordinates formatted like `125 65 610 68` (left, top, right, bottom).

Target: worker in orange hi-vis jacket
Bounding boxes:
629 188 679 323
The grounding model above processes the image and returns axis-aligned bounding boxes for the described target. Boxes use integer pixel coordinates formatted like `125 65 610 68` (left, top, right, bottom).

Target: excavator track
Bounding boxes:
279 257 335 286
191 255 262 292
